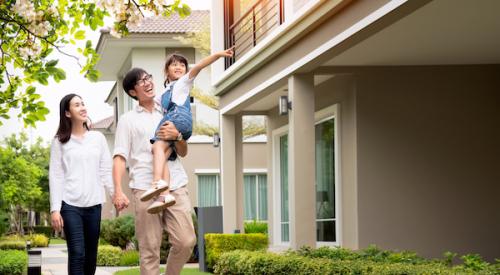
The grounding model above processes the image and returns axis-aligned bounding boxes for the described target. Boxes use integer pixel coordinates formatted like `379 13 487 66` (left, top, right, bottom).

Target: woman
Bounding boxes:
49 93 114 275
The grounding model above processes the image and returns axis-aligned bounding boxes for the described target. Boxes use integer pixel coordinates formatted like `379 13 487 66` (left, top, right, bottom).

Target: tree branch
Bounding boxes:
0 15 83 67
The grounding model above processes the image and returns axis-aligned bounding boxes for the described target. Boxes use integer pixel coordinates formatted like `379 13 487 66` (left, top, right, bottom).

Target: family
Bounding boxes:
49 48 233 275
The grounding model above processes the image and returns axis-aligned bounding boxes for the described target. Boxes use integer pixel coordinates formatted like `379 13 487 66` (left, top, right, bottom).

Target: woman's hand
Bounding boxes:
217 47 234 58
156 121 180 141
51 211 64 232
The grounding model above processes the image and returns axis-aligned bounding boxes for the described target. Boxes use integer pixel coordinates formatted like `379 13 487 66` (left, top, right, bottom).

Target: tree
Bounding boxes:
0 0 191 127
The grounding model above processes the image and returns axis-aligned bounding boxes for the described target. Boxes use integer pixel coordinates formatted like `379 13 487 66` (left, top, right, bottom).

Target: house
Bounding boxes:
210 0 500 261
93 10 268 222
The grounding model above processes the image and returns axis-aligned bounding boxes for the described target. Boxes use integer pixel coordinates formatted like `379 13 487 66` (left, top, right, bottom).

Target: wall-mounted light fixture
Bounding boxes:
279 95 292 116
213 133 220 147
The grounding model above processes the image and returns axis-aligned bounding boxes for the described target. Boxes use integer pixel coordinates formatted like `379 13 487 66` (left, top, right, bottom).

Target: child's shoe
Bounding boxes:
140 179 169 201
146 194 176 214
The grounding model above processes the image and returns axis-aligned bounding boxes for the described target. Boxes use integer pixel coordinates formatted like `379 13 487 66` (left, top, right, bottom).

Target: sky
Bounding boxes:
0 0 211 145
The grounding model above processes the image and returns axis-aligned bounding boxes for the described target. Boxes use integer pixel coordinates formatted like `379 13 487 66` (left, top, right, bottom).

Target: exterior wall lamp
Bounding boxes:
213 133 221 147
279 95 292 116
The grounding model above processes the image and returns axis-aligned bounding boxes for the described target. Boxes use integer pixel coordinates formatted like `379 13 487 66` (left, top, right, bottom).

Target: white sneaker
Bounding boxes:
140 180 169 201
147 194 176 214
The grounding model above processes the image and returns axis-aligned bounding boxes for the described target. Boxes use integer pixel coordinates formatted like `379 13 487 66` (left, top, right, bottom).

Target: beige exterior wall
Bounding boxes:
354 65 500 261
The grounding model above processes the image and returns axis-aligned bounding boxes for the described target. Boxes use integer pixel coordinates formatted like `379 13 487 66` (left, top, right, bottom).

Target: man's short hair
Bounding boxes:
122 67 149 100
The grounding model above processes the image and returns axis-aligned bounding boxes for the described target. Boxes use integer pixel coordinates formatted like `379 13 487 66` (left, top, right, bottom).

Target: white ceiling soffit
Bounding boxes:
324 0 500 66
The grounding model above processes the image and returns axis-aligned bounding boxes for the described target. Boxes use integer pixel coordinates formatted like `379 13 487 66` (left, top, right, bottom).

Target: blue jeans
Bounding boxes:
60 201 101 275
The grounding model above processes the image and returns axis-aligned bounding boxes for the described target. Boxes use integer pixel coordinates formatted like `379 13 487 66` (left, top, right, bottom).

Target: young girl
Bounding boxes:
141 48 233 214
49 94 114 275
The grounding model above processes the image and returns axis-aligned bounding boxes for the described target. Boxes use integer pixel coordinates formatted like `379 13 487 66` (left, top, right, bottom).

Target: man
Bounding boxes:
112 67 196 275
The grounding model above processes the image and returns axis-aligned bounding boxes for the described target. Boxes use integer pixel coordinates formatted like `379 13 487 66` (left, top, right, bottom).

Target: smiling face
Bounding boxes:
130 72 156 102
166 60 187 81
65 96 87 124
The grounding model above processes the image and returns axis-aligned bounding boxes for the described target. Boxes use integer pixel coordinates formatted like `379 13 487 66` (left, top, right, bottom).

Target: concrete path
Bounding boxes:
38 244 199 275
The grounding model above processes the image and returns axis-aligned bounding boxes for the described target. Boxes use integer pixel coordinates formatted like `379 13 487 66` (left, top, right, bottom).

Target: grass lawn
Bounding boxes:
114 267 211 275
49 238 66 244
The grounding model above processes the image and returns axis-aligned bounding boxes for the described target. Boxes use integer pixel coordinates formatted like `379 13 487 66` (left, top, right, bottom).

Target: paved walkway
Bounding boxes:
38 244 199 275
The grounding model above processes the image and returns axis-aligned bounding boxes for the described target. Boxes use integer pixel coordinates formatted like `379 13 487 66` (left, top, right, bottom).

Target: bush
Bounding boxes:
0 211 9 236
215 246 500 275
119 250 140 266
205 233 268 270
26 234 49 247
0 250 27 275
32 226 53 238
244 220 268 234
100 215 135 249
0 240 25 250
97 245 122 266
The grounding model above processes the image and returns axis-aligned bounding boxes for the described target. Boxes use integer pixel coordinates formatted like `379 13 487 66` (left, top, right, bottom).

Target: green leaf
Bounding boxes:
74 30 86 40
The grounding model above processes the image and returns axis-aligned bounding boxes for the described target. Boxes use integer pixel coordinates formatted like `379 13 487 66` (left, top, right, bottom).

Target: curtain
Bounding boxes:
198 174 220 207
244 175 257 220
258 174 268 220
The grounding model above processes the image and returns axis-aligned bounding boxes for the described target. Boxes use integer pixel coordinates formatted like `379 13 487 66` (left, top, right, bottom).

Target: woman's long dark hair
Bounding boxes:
55 93 89 144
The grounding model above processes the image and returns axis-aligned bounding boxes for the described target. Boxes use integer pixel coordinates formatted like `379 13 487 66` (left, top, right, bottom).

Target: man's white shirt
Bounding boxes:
113 103 188 191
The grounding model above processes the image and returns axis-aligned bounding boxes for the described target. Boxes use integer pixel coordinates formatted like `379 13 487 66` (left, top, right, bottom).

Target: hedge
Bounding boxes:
0 250 27 275
214 247 500 275
0 234 49 248
97 245 122 266
244 221 268 234
100 215 135 249
0 240 25 250
205 233 268 270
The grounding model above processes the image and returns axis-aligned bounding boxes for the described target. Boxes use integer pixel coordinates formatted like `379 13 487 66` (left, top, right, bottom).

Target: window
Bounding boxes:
244 174 268 221
315 118 335 242
197 174 221 207
273 105 339 246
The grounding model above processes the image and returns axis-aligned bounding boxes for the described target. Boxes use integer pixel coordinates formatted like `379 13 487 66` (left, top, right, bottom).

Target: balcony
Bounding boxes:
224 0 285 69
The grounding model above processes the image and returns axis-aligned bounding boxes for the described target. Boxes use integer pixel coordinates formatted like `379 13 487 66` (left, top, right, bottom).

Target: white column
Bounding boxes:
220 113 244 233
288 74 316 249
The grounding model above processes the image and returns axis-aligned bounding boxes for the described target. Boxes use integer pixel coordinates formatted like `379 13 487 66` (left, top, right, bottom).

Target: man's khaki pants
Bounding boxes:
133 187 196 275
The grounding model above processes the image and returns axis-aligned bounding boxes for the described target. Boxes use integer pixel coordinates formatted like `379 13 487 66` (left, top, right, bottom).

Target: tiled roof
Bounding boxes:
92 115 114 129
129 10 209 34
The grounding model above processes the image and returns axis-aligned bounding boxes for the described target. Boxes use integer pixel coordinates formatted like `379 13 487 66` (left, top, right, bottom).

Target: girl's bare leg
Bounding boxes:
159 146 173 196
152 141 169 182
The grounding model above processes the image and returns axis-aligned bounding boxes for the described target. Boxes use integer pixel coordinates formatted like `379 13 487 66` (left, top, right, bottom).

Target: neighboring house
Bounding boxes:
210 0 500 261
93 10 268 221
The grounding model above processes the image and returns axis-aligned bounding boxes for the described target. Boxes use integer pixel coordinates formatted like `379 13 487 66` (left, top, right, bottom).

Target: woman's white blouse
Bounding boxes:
49 131 114 212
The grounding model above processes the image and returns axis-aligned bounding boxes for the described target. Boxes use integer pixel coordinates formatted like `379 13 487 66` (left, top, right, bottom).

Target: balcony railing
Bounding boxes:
225 0 284 69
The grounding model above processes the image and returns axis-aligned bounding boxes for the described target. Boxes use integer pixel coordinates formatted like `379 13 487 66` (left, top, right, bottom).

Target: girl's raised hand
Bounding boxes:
219 47 234 58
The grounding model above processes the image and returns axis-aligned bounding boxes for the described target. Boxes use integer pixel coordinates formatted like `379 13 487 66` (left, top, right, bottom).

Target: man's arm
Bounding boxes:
157 121 188 157
112 155 129 211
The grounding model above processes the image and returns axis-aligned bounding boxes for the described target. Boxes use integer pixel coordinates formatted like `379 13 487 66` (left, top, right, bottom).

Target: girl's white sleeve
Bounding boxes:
48 138 64 212
171 73 194 105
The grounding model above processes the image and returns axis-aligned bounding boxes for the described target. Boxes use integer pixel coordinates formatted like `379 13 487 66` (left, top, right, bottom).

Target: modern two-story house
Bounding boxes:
210 0 500 261
93 11 269 222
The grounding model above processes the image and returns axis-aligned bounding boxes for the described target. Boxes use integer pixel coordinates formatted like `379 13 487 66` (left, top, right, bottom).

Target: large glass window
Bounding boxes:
197 174 221 207
244 174 268 221
315 118 335 242
280 134 289 242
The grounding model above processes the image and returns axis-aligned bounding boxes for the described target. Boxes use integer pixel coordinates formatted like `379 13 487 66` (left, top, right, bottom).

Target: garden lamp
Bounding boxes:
28 250 42 275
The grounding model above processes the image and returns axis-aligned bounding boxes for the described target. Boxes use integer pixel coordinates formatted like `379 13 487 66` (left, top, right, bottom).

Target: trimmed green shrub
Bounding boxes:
26 234 49 247
205 233 268 270
32 226 53 238
97 245 122 266
215 247 500 275
119 250 140 266
0 250 27 275
100 215 135 249
0 240 25 250
244 220 268 234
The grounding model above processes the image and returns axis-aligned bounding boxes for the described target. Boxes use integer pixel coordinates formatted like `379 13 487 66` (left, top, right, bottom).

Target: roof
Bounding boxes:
92 115 114 130
128 10 209 34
